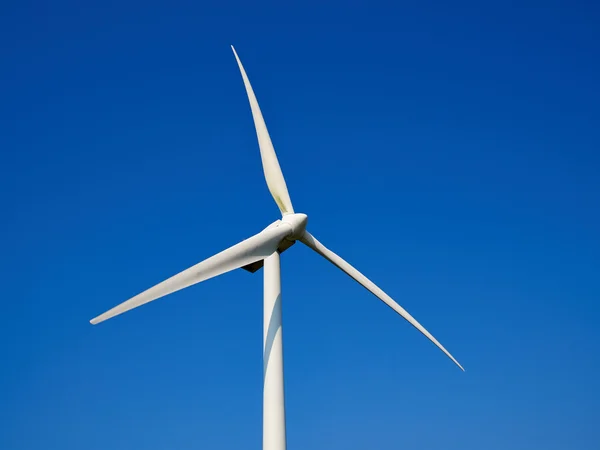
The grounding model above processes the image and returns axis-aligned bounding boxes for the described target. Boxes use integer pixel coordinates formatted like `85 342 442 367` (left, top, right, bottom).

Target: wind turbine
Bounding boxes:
90 45 464 450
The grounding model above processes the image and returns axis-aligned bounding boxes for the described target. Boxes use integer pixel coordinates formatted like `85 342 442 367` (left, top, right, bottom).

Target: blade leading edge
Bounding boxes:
231 45 295 216
300 231 464 371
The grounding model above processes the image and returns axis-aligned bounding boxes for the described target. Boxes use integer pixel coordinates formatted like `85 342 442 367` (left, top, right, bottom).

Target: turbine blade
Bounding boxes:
300 231 464 371
231 45 294 216
90 222 293 325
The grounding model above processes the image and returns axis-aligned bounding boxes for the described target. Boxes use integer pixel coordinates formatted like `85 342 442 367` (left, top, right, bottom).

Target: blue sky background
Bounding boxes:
1 1 599 449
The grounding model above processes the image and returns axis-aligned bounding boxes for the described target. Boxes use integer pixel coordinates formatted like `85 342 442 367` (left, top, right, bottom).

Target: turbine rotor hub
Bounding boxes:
282 213 308 240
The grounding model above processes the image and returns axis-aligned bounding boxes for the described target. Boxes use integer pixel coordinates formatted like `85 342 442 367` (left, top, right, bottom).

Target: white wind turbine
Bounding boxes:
90 45 464 450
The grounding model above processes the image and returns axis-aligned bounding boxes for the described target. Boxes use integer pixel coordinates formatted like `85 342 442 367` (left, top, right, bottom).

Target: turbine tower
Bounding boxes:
90 46 464 450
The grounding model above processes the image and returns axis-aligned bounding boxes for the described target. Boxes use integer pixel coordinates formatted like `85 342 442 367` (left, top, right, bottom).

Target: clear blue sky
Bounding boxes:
1 1 599 449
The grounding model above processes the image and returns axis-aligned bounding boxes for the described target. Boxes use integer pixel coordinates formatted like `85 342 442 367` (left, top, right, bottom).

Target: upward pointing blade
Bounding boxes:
300 231 464 371
231 45 294 216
